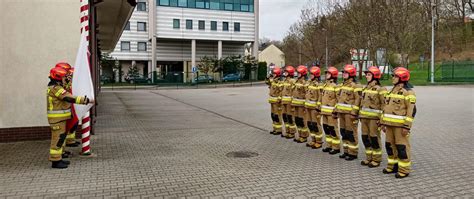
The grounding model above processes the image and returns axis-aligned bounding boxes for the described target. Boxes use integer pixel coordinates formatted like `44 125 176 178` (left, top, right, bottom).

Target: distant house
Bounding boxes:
258 44 285 69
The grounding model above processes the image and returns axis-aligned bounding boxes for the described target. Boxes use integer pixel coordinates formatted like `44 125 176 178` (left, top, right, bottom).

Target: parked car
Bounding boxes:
222 73 241 82
194 75 214 83
100 75 112 84
125 75 151 84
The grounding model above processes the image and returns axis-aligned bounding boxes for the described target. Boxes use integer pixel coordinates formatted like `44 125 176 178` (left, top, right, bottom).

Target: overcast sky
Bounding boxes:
259 0 309 41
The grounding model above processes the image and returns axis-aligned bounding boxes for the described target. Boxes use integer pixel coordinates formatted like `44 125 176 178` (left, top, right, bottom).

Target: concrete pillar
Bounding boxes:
192 39 196 83
183 61 187 83
149 0 157 83
253 0 259 60
218 40 223 81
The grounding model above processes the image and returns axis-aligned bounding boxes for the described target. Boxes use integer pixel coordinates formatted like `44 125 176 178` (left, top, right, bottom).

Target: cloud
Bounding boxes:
259 0 308 41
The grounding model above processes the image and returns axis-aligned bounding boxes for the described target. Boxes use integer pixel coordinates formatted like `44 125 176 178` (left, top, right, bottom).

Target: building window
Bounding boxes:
159 0 169 6
187 0 196 7
173 19 180 29
198 20 205 30
137 2 146 11
186 20 193 29
138 22 147 31
169 0 178 6
211 21 217 31
159 0 253 12
234 22 240 32
240 4 249 11
121 41 130 51
210 0 219 9
178 0 187 7
224 3 232 10
138 42 147 51
124 21 130 30
223 22 229 31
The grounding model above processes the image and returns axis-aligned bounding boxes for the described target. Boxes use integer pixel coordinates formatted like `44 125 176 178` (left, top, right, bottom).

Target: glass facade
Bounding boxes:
157 0 254 12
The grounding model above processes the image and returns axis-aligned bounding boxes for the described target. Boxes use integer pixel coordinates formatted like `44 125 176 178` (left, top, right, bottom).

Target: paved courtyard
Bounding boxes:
1 85 473 198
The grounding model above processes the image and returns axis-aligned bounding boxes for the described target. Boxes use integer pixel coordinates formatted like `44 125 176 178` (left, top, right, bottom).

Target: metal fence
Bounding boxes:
439 61 474 82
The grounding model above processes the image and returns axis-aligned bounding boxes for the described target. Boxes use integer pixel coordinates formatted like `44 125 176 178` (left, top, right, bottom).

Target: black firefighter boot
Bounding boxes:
52 161 69 169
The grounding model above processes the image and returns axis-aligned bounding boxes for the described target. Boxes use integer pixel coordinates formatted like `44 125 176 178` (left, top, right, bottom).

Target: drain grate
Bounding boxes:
226 151 259 158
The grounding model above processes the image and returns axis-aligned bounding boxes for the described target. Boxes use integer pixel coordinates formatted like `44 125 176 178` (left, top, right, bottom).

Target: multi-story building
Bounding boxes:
108 0 259 83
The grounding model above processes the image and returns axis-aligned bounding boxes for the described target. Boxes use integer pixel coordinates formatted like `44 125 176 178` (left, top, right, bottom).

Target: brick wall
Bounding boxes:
0 126 50 142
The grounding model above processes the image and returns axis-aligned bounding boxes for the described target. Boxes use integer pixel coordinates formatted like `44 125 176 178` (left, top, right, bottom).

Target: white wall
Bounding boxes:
156 6 255 42
0 0 80 128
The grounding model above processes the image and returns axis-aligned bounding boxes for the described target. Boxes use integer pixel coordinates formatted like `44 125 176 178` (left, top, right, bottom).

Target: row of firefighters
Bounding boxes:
46 62 94 169
266 65 416 179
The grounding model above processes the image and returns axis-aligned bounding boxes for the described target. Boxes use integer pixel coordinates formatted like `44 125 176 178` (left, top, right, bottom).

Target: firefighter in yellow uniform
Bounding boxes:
280 66 296 138
335 64 363 161
319 67 341 155
266 67 284 135
380 67 416 178
304 66 324 149
292 66 309 142
47 67 92 169
359 66 387 167
56 63 81 149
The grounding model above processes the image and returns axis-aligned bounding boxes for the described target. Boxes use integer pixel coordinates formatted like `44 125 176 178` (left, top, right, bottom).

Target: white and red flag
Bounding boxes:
72 0 94 120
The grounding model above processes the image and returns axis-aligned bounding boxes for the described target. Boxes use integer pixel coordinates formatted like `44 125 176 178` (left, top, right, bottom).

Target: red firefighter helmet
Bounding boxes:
365 66 382 79
393 67 410 81
343 64 357 77
285 66 295 77
296 65 308 76
50 67 68 80
56 62 72 71
272 67 282 77
326 66 339 78
309 66 321 77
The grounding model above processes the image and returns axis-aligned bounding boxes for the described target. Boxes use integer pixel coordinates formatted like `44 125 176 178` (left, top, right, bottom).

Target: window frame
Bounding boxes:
121 41 131 51
137 22 147 32
211 21 217 31
222 21 229 31
198 20 205 30
138 42 147 51
234 22 240 32
186 19 193 30
137 2 147 11
173 19 180 29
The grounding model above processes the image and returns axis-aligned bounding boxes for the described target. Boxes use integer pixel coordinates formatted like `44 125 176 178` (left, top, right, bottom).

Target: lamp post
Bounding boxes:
430 2 436 83
322 28 329 69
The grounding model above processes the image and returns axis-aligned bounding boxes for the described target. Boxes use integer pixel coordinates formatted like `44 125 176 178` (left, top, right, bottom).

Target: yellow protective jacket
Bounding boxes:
281 77 296 105
319 79 339 116
334 79 363 115
46 84 88 124
291 77 306 107
380 84 416 129
267 78 283 104
358 81 387 119
304 79 322 110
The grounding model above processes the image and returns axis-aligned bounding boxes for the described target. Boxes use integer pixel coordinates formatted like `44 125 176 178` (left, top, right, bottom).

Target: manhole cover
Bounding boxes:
226 151 259 158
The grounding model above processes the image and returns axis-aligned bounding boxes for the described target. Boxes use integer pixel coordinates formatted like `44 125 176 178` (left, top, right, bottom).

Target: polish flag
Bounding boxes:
72 31 94 120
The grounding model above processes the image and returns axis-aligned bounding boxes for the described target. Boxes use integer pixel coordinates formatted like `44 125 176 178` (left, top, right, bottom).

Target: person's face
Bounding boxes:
392 75 399 84
365 73 373 82
283 71 288 77
343 72 349 79
310 74 315 80
326 73 331 79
